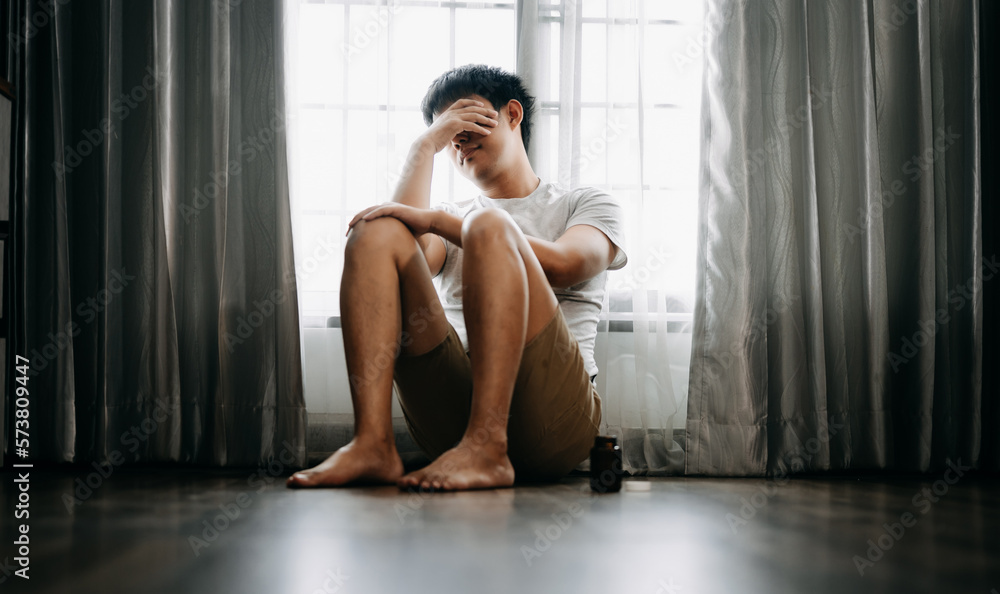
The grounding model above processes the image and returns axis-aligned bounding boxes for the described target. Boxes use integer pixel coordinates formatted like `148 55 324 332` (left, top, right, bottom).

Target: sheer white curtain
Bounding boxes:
516 0 702 474
283 0 702 474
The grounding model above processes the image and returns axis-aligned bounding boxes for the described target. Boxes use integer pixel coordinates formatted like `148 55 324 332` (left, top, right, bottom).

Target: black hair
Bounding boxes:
420 64 537 152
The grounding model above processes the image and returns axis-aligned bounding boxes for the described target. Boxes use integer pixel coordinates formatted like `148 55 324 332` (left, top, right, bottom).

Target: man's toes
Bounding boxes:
398 473 421 488
286 473 310 488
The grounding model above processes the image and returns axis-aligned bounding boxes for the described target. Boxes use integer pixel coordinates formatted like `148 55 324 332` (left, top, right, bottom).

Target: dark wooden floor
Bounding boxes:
1 468 998 594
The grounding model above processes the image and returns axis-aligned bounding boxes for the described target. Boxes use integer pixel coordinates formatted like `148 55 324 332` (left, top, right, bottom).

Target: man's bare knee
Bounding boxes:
461 208 518 246
346 217 418 258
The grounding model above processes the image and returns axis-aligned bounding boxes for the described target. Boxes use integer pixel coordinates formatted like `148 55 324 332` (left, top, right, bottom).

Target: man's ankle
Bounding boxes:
352 431 397 451
459 430 509 454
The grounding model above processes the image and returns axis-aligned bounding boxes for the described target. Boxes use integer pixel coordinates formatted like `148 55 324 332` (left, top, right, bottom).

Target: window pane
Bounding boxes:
644 23 703 107
297 108 342 210
545 22 561 101
532 112 558 183
456 8 516 71
386 108 428 194
430 152 452 203
647 0 703 23
608 0 635 20
293 213 345 313
643 108 698 190
548 113 560 185
583 0 607 18
607 109 639 187
389 8 451 105
581 23 607 103
298 5 344 104
634 189 698 305
347 5 394 105
345 110 379 214
579 107 609 186
608 24 638 104
301 291 339 317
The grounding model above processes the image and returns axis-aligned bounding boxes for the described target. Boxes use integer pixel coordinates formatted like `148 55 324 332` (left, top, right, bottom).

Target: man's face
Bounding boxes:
433 94 518 184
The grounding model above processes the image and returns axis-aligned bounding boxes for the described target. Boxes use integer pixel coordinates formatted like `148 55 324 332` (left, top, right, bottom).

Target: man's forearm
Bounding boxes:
391 136 438 208
433 210 572 287
430 211 464 246
525 236 574 288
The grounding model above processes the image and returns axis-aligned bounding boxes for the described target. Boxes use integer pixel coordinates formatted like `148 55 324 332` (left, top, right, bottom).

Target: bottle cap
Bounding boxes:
594 435 618 447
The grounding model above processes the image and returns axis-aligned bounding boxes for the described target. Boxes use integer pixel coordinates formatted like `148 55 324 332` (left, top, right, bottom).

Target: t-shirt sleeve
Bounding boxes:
429 201 458 277
565 188 628 270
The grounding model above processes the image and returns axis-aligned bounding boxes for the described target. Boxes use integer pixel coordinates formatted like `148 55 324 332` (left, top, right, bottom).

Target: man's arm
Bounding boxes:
383 99 498 275
526 226 616 289
390 137 449 274
390 137 437 210
426 216 616 290
352 205 615 288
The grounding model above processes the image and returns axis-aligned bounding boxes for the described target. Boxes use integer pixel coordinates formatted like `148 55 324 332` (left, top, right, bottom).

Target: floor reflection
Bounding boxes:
1 470 996 593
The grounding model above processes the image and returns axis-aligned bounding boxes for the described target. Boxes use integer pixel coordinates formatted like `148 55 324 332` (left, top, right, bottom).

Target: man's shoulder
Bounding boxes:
570 185 615 199
434 197 478 213
548 185 622 216
546 183 615 204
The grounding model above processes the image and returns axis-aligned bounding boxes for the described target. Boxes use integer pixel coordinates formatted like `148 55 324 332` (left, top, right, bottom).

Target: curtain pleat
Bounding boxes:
687 0 985 475
10 0 306 466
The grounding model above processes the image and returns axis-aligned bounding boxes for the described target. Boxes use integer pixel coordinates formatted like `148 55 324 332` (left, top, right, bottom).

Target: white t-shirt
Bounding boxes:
432 180 628 377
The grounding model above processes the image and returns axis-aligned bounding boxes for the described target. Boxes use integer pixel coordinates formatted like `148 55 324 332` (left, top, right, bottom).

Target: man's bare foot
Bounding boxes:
286 436 404 488
397 439 514 491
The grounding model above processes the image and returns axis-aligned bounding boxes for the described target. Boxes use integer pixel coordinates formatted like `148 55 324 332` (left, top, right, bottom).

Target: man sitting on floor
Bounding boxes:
287 64 627 491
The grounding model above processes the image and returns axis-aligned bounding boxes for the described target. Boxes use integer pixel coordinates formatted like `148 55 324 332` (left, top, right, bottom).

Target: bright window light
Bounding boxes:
287 0 704 319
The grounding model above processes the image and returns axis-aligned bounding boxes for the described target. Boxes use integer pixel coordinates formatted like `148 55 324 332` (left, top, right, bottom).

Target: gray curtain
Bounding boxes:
686 0 987 475
10 0 306 466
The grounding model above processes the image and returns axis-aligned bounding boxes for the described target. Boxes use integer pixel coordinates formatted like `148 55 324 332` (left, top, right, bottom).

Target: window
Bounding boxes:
286 0 704 321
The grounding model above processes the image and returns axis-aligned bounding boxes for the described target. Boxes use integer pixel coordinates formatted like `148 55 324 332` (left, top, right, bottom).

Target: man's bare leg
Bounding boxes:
287 218 450 488
398 209 559 491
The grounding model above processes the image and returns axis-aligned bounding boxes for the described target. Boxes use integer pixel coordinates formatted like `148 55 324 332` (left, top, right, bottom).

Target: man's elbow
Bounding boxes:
546 270 572 290
547 257 595 289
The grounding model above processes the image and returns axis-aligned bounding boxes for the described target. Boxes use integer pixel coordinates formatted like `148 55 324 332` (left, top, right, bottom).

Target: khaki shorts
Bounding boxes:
393 307 602 479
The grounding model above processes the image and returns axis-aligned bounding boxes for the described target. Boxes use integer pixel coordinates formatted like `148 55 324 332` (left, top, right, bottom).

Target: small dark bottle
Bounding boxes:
590 435 623 492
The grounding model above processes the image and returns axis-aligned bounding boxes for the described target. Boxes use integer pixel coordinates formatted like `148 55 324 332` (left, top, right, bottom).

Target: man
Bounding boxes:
287 65 627 491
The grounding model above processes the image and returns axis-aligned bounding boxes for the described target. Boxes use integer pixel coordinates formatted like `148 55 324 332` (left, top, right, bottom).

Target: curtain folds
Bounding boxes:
10 0 306 466
686 0 986 475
